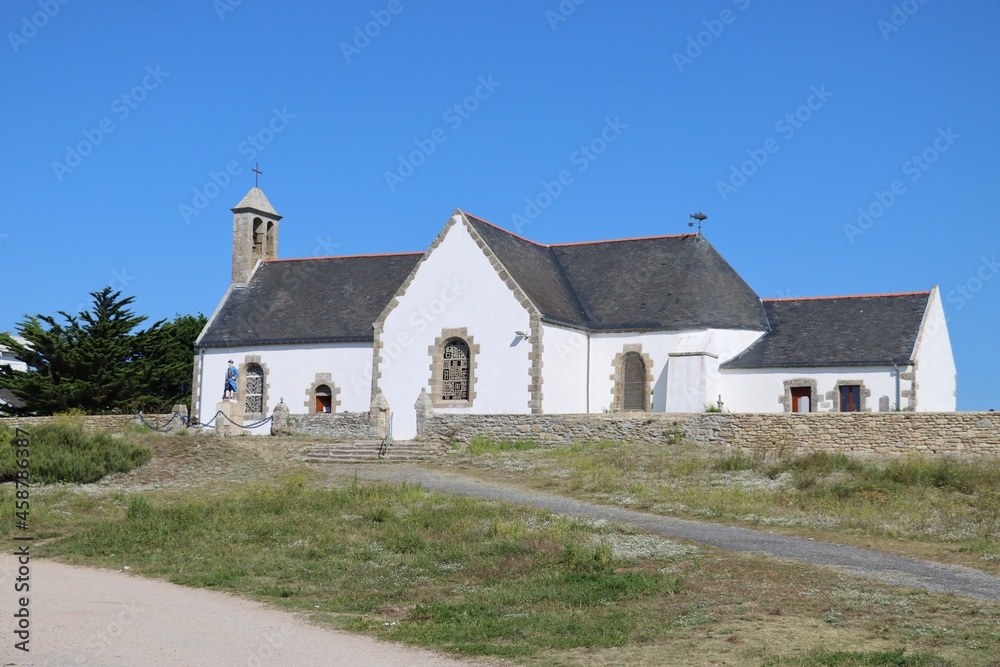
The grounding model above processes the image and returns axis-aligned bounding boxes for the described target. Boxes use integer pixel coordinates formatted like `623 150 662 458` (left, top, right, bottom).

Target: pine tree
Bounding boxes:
134 313 207 411
0 288 205 415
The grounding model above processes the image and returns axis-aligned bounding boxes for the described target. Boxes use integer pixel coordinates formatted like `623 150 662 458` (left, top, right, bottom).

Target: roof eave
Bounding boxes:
199 335 374 348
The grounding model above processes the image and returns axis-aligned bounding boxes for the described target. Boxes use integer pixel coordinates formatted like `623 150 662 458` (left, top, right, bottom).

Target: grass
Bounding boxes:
9 470 1000 665
20 477 687 659
466 434 541 455
0 420 151 484
438 440 1000 570
761 650 951 666
5 432 1000 665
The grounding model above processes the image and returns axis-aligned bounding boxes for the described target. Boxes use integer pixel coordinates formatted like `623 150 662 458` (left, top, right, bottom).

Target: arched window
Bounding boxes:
315 384 332 413
623 354 646 411
244 363 264 414
441 339 470 401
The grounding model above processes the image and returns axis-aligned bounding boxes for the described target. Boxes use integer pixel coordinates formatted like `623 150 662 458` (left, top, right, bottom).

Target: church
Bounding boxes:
192 186 957 439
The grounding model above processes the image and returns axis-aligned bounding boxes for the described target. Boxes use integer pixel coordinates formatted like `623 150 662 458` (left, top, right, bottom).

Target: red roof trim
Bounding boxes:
266 251 423 263
764 290 931 303
460 210 698 247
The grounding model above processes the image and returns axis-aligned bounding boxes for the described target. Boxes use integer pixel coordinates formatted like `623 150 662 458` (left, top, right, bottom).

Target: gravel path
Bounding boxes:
329 463 1000 602
0 555 493 667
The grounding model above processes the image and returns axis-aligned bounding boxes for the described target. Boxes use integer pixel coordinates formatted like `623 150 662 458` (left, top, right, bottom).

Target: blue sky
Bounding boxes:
3 1 998 409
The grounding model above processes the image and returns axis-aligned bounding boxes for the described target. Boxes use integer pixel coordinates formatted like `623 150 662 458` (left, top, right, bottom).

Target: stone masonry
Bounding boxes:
414 411 1000 456
0 414 175 434
285 412 379 439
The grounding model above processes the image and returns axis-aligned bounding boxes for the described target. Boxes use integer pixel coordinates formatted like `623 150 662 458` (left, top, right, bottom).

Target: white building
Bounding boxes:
193 187 957 437
0 336 28 374
0 336 28 411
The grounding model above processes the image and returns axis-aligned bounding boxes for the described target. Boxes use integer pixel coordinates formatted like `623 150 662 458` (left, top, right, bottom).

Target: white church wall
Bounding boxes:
197 343 373 430
379 216 532 439
665 354 715 412
911 286 957 411
540 323 589 413
588 331 677 412
588 329 766 413
662 329 765 412
719 367 902 413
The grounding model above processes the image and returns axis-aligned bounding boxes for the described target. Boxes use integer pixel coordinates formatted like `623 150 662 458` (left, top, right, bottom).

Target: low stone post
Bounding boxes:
371 391 390 440
414 388 434 438
171 404 189 435
271 398 293 436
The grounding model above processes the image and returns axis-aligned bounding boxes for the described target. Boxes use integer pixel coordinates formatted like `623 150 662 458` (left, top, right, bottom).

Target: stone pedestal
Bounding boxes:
215 400 243 437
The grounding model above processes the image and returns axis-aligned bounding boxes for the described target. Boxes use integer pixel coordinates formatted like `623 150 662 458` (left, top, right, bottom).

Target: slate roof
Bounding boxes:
721 292 930 369
464 216 589 328
197 253 422 347
464 215 770 332
231 187 280 217
552 234 770 331
0 388 25 409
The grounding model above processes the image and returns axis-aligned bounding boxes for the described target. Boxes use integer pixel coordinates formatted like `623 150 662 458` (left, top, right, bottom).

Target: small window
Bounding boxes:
622 354 647 411
441 340 469 401
315 384 332 413
839 385 861 412
791 387 811 413
245 363 264 414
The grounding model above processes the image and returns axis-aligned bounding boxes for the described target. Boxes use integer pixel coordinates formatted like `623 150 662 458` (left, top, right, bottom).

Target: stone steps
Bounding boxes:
300 440 440 463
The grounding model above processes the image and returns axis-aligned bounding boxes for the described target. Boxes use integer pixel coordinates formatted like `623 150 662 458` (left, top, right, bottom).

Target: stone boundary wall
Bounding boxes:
286 412 379 440
0 414 175 434
415 412 1000 456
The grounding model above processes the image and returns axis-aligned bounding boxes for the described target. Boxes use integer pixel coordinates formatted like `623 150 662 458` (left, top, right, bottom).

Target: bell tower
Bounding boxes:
231 186 282 285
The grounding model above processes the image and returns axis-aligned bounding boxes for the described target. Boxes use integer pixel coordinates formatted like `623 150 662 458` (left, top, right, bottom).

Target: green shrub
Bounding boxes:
0 421 151 484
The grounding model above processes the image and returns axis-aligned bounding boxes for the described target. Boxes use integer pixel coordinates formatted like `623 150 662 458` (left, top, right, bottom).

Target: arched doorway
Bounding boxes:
623 354 646 411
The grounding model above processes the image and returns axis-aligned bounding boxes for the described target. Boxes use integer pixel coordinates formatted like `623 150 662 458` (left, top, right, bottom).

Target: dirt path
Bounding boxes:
326 463 1000 602
0 555 493 667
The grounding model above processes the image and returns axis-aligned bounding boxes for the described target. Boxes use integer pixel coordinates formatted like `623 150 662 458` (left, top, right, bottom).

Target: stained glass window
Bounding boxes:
441 340 469 401
245 364 264 414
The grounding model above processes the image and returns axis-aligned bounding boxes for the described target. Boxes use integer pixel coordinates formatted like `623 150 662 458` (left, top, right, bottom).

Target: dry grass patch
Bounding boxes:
437 439 1000 573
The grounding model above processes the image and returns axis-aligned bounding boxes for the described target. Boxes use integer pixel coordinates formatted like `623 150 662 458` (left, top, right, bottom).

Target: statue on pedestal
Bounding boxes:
223 360 239 400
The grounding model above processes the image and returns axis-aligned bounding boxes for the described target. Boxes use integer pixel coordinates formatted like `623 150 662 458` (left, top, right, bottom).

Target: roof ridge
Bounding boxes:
764 291 931 303
461 211 595 328
266 251 423 263
460 211 551 248
551 233 699 247
461 210 699 248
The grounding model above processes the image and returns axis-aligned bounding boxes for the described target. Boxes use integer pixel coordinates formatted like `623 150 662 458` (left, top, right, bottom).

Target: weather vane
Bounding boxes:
688 211 707 234
252 163 262 188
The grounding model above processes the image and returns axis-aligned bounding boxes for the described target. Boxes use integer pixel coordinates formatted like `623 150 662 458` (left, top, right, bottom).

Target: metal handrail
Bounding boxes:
378 411 393 459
